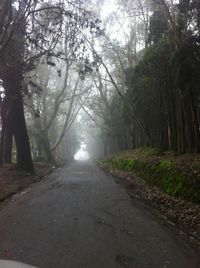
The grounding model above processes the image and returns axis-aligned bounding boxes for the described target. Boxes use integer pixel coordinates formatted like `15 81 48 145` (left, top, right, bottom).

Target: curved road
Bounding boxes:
0 161 199 268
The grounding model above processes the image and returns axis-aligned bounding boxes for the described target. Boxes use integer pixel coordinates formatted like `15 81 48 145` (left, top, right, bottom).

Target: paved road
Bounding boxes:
0 161 199 268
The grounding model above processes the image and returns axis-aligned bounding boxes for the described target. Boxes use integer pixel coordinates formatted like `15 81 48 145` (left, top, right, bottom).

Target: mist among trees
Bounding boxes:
0 0 200 171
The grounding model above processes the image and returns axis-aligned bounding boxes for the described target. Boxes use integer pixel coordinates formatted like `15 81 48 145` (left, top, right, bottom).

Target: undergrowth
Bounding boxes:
103 148 200 203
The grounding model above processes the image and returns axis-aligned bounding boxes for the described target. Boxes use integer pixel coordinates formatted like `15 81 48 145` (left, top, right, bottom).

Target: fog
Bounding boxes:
74 143 90 161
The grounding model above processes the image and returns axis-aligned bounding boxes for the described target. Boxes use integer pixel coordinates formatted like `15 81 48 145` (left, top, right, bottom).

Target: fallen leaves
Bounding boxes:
101 163 200 250
0 163 53 204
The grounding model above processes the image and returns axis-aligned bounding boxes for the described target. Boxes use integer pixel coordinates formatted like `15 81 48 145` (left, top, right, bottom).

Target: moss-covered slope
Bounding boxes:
102 148 200 203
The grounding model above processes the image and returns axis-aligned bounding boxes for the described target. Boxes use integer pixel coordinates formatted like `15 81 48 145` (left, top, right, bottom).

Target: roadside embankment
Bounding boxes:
0 163 54 203
100 147 200 249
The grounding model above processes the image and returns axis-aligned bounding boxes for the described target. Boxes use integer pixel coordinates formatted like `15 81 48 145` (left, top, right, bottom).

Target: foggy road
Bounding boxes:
0 161 199 268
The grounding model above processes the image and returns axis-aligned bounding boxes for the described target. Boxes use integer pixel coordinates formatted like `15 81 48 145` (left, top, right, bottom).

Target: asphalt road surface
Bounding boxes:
0 161 199 268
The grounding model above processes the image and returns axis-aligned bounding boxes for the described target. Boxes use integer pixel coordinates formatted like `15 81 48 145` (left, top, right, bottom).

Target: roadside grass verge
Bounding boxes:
101 147 200 204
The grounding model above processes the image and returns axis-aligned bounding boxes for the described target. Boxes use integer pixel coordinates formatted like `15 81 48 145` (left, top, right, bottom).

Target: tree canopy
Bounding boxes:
0 0 200 170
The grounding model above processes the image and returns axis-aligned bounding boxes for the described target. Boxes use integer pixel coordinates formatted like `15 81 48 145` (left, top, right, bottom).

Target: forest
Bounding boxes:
0 1 200 264
0 0 200 172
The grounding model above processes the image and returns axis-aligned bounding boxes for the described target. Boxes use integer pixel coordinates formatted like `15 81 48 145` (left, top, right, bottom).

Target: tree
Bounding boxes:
0 0 101 169
0 0 34 170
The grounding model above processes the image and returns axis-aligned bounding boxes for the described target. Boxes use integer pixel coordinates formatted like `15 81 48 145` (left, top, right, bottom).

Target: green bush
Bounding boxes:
107 152 200 203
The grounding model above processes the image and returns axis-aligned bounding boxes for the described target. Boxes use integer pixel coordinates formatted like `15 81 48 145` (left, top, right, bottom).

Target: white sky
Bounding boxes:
74 142 90 160
100 0 118 19
99 0 130 45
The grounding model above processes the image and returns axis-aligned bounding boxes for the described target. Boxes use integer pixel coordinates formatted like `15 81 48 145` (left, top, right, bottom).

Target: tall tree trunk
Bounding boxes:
2 98 13 163
39 131 55 164
3 128 12 163
13 97 33 170
0 100 5 166
3 71 34 172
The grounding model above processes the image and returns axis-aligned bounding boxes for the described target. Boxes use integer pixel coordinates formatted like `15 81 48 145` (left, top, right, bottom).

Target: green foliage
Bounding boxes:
159 160 172 170
125 39 172 120
149 10 168 43
106 149 200 203
111 157 136 171
170 43 200 92
141 147 161 156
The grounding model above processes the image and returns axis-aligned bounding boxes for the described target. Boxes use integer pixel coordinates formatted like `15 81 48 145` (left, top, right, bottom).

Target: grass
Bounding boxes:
102 147 200 203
